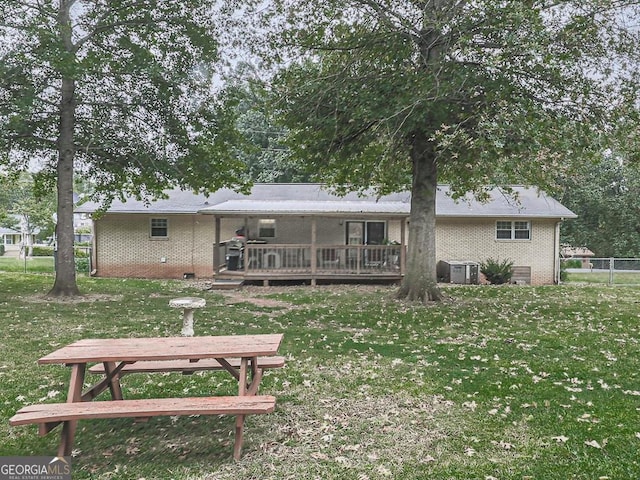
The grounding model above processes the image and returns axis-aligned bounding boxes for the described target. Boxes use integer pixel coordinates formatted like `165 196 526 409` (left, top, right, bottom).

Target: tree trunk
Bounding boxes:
397 138 443 303
49 76 80 297
49 1 80 297
396 7 447 303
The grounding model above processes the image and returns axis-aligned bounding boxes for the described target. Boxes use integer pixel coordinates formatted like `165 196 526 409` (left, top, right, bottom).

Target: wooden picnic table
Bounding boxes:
12 334 284 459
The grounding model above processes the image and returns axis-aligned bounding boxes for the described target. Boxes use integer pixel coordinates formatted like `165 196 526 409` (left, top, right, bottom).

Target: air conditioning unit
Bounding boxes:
437 260 480 284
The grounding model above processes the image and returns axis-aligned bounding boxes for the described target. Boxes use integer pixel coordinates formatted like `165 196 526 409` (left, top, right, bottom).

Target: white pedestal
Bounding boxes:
169 297 206 336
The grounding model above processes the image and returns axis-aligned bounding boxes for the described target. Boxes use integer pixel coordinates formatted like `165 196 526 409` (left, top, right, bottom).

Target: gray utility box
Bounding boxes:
437 260 480 284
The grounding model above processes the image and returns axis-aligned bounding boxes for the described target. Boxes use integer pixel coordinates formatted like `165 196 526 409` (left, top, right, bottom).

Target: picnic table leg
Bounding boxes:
233 414 245 460
102 362 124 400
246 357 263 396
81 361 130 401
58 363 86 456
239 358 248 396
218 356 263 395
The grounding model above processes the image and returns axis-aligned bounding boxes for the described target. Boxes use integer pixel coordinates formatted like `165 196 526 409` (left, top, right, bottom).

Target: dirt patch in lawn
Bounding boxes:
220 284 397 310
21 293 124 303
220 291 295 309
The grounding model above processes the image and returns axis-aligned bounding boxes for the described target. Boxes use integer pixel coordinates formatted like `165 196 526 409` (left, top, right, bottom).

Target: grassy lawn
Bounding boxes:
1 273 639 479
564 270 640 285
0 256 55 273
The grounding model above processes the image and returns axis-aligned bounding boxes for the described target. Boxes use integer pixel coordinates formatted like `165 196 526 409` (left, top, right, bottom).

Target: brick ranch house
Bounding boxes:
75 184 576 286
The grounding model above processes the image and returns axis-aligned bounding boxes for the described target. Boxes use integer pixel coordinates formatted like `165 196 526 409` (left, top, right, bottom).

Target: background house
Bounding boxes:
75 184 576 285
0 227 22 256
561 245 595 269
0 222 39 257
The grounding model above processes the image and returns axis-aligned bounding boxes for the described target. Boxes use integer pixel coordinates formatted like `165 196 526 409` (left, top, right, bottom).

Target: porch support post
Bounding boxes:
400 217 407 275
243 217 249 273
213 216 221 275
311 218 317 286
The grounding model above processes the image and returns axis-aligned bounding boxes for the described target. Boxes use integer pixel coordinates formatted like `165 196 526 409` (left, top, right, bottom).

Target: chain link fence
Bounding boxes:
562 257 640 285
0 247 92 274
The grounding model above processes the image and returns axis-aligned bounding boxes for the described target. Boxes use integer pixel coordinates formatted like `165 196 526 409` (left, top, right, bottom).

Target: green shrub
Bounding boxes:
562 258 582 269
560 259 583 281
481 258 514 284
560 265 568 282
31 246 54 256
75 257 90 273
0 244 4 256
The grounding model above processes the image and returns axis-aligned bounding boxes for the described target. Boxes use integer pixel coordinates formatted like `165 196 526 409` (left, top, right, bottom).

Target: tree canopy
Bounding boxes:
227 66 309 183
269 0 640 301
0 0 250 295
0 173 57 249
561 154 640 258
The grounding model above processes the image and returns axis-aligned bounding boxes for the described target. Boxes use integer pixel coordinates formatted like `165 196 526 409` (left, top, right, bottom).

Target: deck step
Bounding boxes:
210 279 244 289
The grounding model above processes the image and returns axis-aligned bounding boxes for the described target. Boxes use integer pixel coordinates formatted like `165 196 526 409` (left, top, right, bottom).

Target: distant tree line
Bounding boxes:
560 155 640 258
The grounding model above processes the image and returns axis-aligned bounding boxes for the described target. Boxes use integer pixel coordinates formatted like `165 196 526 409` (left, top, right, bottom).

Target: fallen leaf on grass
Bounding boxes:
584 439 608 449
492 440 515 450
462 400 477 411
376 465 392 476
126 445 140 455
551 435 569 444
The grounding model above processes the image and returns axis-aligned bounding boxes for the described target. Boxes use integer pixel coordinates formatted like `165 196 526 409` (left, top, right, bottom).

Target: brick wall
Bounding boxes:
435 217 559 285
93 214 559 284
94 214 216 279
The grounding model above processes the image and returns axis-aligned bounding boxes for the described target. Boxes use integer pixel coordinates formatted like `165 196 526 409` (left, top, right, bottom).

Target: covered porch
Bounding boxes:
205 208 409 285
217 243 406 285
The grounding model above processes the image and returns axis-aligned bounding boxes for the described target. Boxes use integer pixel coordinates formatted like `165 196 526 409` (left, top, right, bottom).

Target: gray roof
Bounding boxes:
436 186 576 218
75 184 576 219
200 199 410 216
0 227 20 235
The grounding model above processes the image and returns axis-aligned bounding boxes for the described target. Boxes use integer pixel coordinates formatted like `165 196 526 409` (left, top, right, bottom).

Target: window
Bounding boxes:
150 218 168 238
514 221 531 240
496 220 530 240
258 219 276 238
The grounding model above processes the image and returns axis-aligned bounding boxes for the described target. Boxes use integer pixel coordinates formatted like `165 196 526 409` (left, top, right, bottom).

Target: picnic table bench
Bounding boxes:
88 356 285 377
9 334 284 460
10 396 276 460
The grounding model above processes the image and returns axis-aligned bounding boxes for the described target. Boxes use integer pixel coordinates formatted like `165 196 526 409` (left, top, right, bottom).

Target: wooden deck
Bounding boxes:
216 244 405 285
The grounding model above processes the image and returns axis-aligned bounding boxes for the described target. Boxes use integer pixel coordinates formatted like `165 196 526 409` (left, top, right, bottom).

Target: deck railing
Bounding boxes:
242 244 402 274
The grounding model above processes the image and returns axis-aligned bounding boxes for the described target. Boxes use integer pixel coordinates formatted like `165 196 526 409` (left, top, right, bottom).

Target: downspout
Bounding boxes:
554 220 562 284
191 215 196 273
90 217 97 276
213 216 221 275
